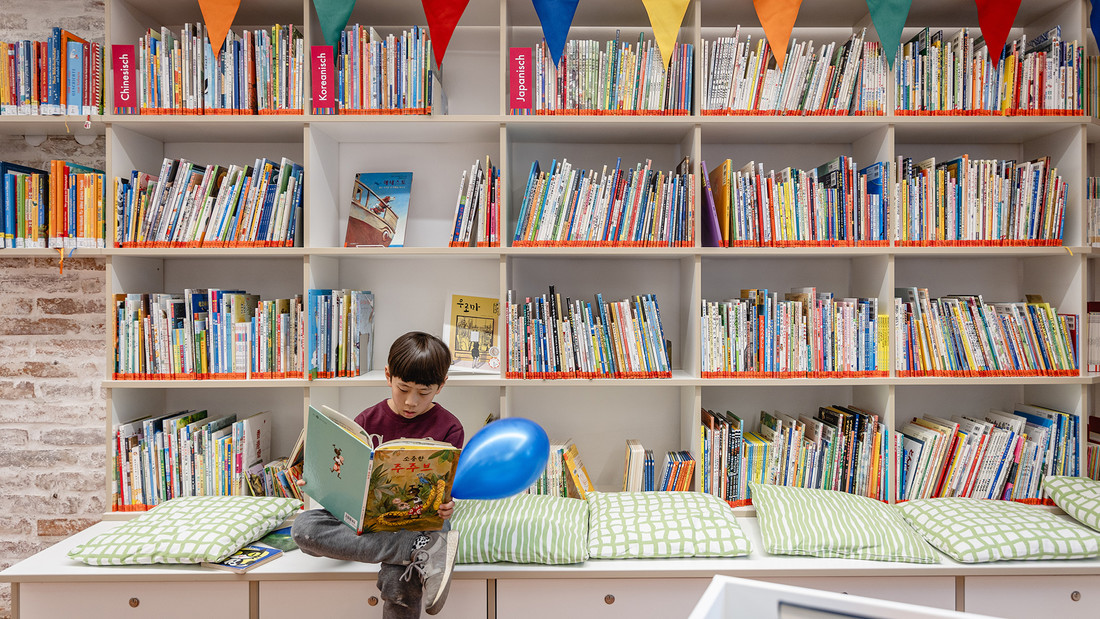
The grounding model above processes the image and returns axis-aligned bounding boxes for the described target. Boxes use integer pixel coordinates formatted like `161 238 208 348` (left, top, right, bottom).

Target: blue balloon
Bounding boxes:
451 418 550 500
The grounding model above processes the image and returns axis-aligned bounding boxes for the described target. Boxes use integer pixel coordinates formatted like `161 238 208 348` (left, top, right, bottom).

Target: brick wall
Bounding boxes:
1 3 108 617
0 257 106 618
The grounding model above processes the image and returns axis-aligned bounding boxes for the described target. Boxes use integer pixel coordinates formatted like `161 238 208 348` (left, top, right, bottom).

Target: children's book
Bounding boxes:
302 405 461 534
201 544 282 572
345 172 412 247
257 525 298 552
562 439 595 499
443 294 501 374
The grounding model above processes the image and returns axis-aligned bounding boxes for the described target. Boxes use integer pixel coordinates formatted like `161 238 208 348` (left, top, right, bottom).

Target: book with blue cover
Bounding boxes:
345 172 413 247
302 405 460 534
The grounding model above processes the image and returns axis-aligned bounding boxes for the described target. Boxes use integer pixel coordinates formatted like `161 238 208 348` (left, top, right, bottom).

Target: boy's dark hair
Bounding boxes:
387 331 450 386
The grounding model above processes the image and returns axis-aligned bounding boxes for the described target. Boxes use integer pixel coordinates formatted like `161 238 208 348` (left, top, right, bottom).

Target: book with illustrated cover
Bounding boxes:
443 294 500 374
562 439 595 499
302 405 461 534
202 544 282 572
345 172 412 247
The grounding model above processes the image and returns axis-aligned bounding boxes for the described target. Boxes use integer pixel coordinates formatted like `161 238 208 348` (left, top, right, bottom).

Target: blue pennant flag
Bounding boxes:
532 0 580 66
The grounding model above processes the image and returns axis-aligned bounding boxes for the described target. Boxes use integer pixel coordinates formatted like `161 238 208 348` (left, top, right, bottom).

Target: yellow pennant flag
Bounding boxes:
198 0 242 60
642 0 691 69
752 0 803 70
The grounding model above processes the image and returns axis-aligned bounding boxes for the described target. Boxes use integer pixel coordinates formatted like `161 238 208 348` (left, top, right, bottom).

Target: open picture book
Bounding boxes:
302 405 461 534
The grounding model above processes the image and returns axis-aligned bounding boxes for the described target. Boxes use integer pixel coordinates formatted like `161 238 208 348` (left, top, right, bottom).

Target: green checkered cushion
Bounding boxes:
897 497 1100 563
68 496 301 565
586 491 751 559
1044 476 1100 532
452 494 588 564
751 483 937 563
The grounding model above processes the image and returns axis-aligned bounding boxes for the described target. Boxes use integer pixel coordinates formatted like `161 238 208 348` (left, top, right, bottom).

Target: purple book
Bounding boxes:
700 160 722 248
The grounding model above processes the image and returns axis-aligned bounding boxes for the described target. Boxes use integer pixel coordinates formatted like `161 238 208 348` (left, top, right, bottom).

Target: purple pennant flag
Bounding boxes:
532 0 580 66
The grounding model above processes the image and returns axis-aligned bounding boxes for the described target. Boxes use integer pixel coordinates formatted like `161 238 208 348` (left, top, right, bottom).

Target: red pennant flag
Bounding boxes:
974 0 1022 62
752 0 803 70
198 0 242 60
422 0 471 70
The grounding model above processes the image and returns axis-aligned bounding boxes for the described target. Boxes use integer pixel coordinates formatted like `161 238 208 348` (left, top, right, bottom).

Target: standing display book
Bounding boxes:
302 405 460 534
344 172 412 247
443 294 501 374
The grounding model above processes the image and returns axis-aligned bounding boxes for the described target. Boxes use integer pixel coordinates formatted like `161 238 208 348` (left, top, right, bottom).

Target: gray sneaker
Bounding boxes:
402 530 460 615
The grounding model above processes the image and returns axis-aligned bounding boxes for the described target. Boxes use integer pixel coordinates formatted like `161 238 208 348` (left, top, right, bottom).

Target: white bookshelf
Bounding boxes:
0 0 1092 512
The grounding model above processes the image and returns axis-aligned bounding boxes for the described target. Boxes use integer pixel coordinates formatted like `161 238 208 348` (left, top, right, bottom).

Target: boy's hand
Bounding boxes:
296 478 306 487
438 500 455 520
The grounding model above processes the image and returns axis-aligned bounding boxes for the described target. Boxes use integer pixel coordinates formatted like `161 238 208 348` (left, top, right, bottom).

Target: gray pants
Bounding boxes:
292 509 425 619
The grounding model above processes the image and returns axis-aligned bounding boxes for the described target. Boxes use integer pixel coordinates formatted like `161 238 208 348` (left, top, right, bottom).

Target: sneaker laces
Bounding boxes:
400 548 430 583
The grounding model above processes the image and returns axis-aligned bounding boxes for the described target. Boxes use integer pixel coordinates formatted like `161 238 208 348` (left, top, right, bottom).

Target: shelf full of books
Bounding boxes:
79 0 1100 521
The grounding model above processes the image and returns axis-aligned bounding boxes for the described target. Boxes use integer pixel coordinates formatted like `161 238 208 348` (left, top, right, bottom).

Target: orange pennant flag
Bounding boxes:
752 0 803 70
198 0 242 60
642 0 691 70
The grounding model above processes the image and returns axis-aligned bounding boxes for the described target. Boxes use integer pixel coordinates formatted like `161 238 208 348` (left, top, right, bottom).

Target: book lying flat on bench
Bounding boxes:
202 545 283 573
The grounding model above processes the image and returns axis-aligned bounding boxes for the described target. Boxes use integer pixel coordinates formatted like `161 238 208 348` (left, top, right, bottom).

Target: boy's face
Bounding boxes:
385 367 444 419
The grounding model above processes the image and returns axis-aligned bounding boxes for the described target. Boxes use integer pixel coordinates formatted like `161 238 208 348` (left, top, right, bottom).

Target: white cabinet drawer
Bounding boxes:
964 575 1100 618
18 581 249 619
762 576 956 610
258 579 487 619
496 578 710 618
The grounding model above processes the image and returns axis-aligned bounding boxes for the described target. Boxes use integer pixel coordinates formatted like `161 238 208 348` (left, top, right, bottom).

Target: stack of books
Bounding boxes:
128 23 304 114
333 25 432 114
0 160 106 249
306 289 375 379
709 405 896 506
449 157 500 247
894 289 1077 376
701 288 886 378
899 404 1079 502
896 26 1082 115
111 410 301 512
516 34 693 115
506 287 671 379
895 154 1065 246
703 157 888 247
0 28 103 116
112 289 305 380
701 28 885 115
115 157 304 248
513 157 694 247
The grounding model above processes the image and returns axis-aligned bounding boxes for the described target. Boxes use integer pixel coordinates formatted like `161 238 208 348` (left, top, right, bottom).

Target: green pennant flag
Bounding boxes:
866 0 912 69
312 0 358 49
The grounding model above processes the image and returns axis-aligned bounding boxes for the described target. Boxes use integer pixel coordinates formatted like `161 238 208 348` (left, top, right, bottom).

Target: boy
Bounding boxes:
293 332 465 618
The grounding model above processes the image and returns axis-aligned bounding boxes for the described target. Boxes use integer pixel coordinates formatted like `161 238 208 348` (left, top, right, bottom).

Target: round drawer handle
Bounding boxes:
129 597 140 608
604 594 615 605
368 596 379 606
1070 591 1081 602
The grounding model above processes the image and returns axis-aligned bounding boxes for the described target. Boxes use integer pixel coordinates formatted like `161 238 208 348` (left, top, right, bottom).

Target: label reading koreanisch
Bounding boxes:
311 46 336 113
